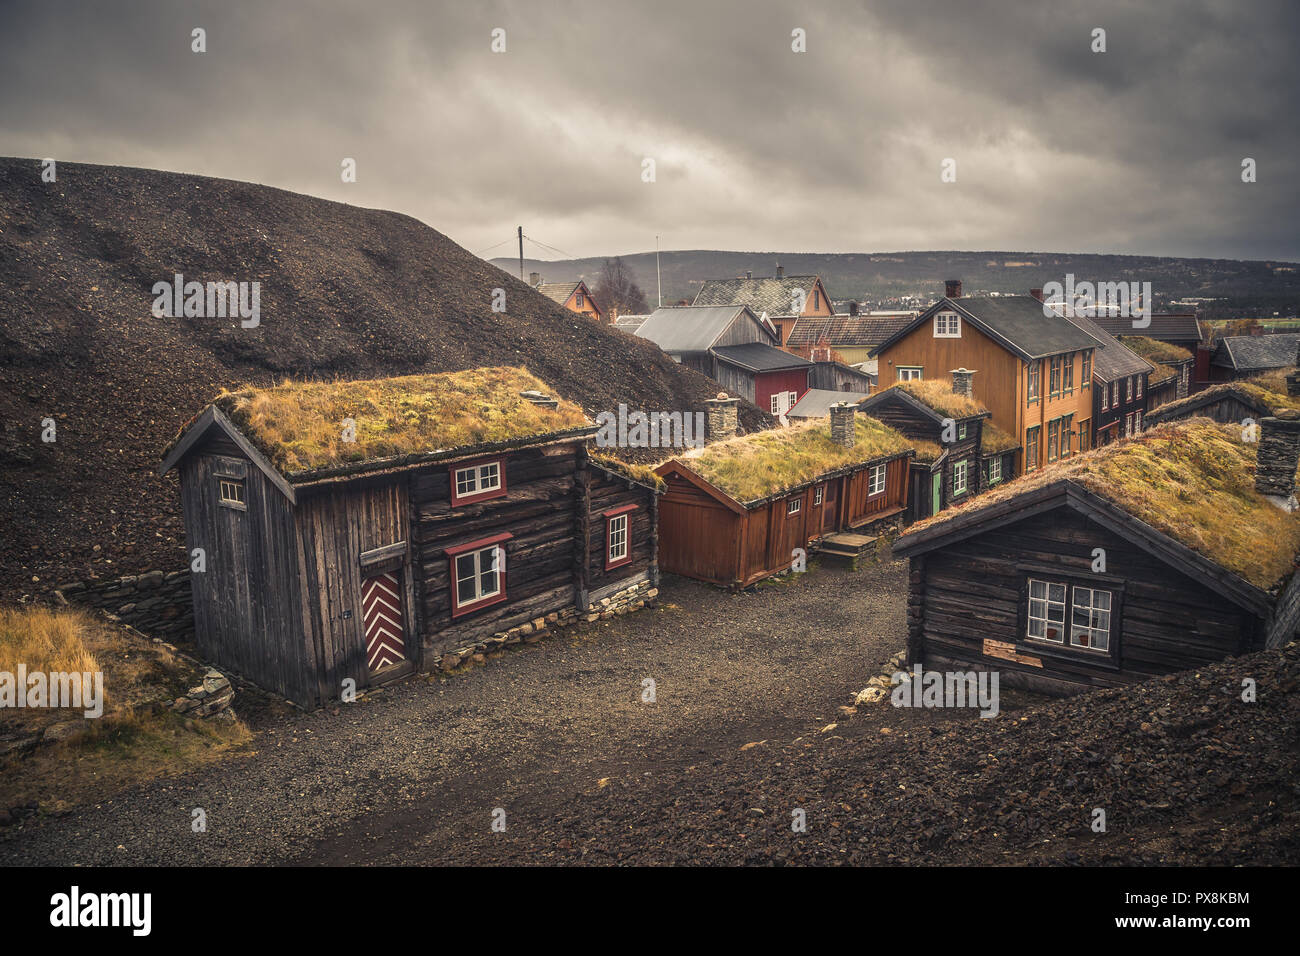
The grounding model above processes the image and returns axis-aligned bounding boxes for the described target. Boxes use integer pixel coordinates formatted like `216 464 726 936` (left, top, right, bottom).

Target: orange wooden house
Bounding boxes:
654 400 912 587
869 282 1098 474
535 279 603 322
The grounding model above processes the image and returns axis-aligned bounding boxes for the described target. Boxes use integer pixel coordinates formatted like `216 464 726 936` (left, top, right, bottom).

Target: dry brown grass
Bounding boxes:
671 416 913 502
214 366 591 473
1153 377 1300 419
590 453 666 491
0 606 99 677
883 379 988 419
908 419 1300 590
982 423 1019 454
1120 336 1194 365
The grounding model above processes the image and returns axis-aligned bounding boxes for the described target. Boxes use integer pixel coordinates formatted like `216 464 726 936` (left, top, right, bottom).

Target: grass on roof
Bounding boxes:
213 367 590 473
1148 362 1177 385
882 379 988 419
1120 336 1193 365
1151 376 1300 420
590 453 666 492
673 416 913 503
909 419 1300 591
911 439 945 464
982 423 1019 454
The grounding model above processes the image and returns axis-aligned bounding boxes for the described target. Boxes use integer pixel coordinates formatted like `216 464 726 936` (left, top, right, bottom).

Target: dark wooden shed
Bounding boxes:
893 419 1300 695
654 405 912 587
161 367 660 707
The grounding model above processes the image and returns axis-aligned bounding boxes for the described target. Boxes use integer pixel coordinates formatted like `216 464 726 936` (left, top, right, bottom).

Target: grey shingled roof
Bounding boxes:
786 313 912 349
1091 312 1202 344
634 305 760 353
613 314 650 333
871 295 1097 361
1060 312 1154 382
711 343 813 372
693 275 828 317
536 281 582 305
1212 333 1300 371
788 388 870 418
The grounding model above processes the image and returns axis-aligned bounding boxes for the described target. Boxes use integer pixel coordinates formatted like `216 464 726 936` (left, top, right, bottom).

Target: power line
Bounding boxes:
472 235 518 257
524 234 579 261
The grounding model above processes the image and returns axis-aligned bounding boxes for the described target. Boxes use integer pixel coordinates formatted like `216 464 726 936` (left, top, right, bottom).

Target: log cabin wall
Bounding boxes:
911 506 1262 694
293 476 414 705
586 465 657 599
179 439 313 706
411 443 582 658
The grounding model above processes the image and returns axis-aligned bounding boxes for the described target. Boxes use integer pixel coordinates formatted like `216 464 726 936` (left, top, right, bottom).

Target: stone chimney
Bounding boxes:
1254 411 1300 510
945 279 962 298
1030 288 1044 302
705 393 739 442
744 270 752 280
849 301 860 316
1286 343 1300 396
950 368 976 397
776 263 785 279
529 272 541 287
519 389 558 410
829 402 856 448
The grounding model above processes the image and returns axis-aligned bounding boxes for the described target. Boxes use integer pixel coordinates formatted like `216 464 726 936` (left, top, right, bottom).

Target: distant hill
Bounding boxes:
494 250 1300 318
0 158 769 602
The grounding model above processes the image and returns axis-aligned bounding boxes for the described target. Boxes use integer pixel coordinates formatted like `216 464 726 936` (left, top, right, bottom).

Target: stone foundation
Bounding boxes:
435 579 657 672
170 668 235 719
55 569 194 639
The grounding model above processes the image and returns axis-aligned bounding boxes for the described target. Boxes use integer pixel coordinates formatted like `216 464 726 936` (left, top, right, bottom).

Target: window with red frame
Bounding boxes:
451 459 505 506
447 533 510 616
604 505 637 570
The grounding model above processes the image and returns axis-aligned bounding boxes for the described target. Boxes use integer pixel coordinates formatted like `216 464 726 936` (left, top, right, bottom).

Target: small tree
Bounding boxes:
593 257 649 316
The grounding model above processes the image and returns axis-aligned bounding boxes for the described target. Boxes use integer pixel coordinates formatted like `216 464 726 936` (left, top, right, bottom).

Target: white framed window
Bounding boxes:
987 457 1002 484
1125 412 1134 438
787 390 798 409
1136 376 1143 399
868 463 886 496
1071 586 1112 651
454 544 503 610
897 367 923 382
1135 409 1143 432
786 498 801 516
453 460 503 503
814 485 824 506
770 393 782 414
1027 579 1067 642
607 513 628 564
217 478 246 510
957 423 968 440
952 460 969 496
933 311 961 337
576 291 585 308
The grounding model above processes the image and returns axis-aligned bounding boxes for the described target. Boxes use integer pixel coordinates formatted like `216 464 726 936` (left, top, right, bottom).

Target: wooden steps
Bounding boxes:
818 532 878 567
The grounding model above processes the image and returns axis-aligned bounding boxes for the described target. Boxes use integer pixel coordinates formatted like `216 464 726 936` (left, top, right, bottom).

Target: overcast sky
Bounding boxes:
2 0 1297 262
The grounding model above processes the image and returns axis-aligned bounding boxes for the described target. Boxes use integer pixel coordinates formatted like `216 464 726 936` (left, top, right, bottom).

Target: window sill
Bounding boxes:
451 591 507 619
450 487 507 508
604 555 633 573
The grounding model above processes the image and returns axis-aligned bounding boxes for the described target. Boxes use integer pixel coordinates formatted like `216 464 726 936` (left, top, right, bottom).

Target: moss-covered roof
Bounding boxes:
908 419 1300 590
1150 377 1300 421
590 454 666 492
1120 336 1194 365
910 439 946 464
211 367 591 474
665 416 913 503
981 423 1020 454
882 379 988 419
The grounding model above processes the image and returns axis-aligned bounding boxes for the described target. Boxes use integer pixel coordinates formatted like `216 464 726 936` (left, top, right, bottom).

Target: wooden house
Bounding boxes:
1145 380 1287 428
856 374 990 522
692 269 835 347
869 282 1097 475
654 401 912 587
893 418 1300 695
1060 311 1154 447
1210 332 1300 383
1118 336 1195 413
160 367 659 707
535 279 603 323
634 305 812 413
1092 312 1204 386
786 313 914 368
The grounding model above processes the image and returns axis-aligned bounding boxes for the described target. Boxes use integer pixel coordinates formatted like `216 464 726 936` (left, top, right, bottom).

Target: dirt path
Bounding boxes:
0 558 906 866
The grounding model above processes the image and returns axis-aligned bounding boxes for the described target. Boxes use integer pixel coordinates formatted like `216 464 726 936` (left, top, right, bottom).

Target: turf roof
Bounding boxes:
1150 376 1300 421
1120 335 1194 365
981 423 1019 454
668 416 913 503
211 367 591 474
907 419 1300 591
882 379 988 420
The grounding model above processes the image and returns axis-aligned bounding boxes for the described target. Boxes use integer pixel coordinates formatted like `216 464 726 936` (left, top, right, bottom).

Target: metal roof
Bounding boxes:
634 305 763 354
711 342 813 372
788 388 870 418
1060 312 1155 382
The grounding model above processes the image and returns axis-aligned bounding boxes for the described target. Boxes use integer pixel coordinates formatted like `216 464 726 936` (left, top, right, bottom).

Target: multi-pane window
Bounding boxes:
1135 409 1143 433
787 498 801 516
1047 420 1060 462
1062 354 1074 392
1027 363 1040 402
952 460 968 496
1101 381 1110 410
1110 381 1117 408
1082 352 1092 387
218 478 246 509
455 544 503 609
453 460 503 503
987 457 1002 484
770 393 783 414
1125 377 1133 403
1025 426 1040 472
934 311 961 337
1070 586 1113 650
1027 579 1066 642
607 513 629 565
1136 376 1143 399
1061 414 1073 457
576 291 585 308
814 485 824 506
787 390 798 410
868 463 886 496
1049 357 1062 395
1079 419 1090 451
898 367 923 381
1125 412 1135 438
957 423 968 440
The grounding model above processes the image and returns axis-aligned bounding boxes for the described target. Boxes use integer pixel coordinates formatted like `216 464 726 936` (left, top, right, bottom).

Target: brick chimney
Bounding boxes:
849 301 860 316
1254 411 1300 510
529 272 540 287
776 263 785 279
1286 343 1300 396
705 393 739 442
945 279 962 298
1030 288 1044 302
829 402 856 448
950 368 976 397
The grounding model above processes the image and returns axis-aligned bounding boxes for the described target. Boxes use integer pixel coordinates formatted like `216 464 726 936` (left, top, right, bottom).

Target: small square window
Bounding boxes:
787 498 801 516
218 478 246 510
868 463 886 496
814 485 824 506
933 312 960 337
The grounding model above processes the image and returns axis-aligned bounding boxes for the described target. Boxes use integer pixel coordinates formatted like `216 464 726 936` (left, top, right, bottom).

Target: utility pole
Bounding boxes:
518 226 524 280
656 235 662 307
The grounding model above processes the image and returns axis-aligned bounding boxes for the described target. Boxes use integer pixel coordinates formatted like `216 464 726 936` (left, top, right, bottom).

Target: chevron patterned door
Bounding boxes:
361 570 407 672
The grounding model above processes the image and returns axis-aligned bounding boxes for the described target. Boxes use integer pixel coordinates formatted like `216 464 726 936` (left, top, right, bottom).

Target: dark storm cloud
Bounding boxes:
1 0 1295 260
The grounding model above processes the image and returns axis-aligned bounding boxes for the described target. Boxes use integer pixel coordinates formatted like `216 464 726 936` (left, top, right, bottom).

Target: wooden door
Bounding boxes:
931 472 942 516
361 570 407 672
821 481 839 534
